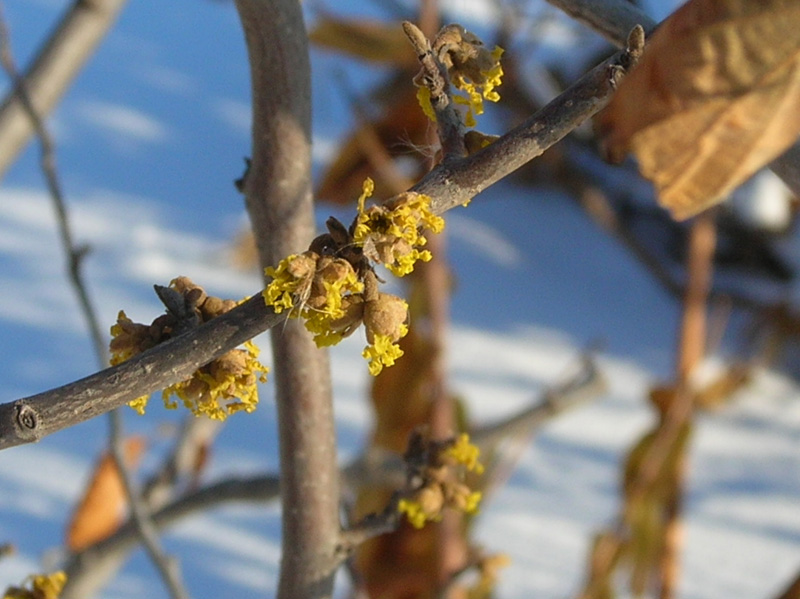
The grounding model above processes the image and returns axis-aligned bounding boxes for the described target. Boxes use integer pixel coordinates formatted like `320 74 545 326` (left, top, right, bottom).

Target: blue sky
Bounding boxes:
0 1 798 598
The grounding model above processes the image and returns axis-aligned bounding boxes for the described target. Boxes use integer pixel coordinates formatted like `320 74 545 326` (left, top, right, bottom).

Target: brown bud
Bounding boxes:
317 257 354 284
328 294 365 337
364 293 408 343
287 252 318 279
200 295 226 319
416 484 445 516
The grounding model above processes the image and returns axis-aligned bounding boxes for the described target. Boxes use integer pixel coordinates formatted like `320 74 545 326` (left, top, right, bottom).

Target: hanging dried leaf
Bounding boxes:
309 17 417 67
598 0 800 220
65 437 146 551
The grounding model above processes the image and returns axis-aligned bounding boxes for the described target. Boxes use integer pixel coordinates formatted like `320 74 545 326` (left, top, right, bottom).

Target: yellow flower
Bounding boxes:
263 253 364 347
398 484 445 529
398 498 429 529
163 341 268 420
263 254 304 314
443 433 485 474
3 571 67 599
464 490 482 514
416 86 437 122
450 46 504 128
109 310 152 366
362 332 406 376
354 184 444 277
128 395 149 416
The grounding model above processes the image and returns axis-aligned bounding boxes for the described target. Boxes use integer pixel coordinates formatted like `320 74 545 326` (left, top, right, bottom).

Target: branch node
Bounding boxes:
15 402 39 438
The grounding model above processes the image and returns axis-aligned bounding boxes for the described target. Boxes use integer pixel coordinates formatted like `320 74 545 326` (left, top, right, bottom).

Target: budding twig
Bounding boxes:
0 25 645 452
403 21 467 159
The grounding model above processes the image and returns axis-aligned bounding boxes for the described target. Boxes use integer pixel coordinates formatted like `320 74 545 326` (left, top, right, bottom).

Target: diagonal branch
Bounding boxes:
62 474 281 598
0 33 643 452
0 0 128 179
0 9 188 597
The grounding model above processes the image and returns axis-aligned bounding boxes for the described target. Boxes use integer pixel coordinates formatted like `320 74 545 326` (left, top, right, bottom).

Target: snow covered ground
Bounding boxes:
0 0 797 598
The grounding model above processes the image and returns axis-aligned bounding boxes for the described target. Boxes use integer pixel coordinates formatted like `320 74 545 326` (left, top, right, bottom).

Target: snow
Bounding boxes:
0 0 797 598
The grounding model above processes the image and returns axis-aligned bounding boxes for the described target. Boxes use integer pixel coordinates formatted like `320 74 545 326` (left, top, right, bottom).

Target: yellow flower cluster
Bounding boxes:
264 252 364 322
262 177 443 376
3 571 66 599
443 432 486 474
162 340 268 420
398 433 484 529
452 46 504 127
353 178 444 277
264 247 410 376
414 24 504 128
109 277 269 419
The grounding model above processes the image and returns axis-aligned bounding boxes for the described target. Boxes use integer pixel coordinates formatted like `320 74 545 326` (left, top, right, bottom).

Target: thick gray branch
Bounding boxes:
0 0 128 178
0 295 280 450
234 0 341 598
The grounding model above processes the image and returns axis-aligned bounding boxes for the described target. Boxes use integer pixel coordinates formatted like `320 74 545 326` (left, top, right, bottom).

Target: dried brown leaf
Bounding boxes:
599 0 800 220
65 437 146 551
309 17 416 66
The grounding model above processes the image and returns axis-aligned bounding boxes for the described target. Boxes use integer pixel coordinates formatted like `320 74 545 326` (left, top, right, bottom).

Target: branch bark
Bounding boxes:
234 1 341 598
545 0 657 46
0 0 128 179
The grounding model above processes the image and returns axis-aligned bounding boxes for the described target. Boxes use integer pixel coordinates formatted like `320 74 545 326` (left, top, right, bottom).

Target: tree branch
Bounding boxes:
545 0 657 47
0 31 643 452
413 30 644 214
0 294 280 450
0 0 128 179
234 1 341 598
62 474 280 598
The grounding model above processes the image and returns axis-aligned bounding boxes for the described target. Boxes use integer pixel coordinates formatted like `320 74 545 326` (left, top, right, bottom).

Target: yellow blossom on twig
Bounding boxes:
443 432 485 474
362 331 407 376
109 279 269 419
353 178 444 276
416 86 437 122
162 340 268 420
397 430 485 528
3 571 67 599
263 252 365 347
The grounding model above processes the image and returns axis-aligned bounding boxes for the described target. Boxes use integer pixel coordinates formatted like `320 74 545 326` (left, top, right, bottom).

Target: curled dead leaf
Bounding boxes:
65 437 146 551
598 0 800 220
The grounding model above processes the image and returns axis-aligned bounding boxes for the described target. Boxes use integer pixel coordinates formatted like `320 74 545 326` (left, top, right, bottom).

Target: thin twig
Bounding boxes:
107 411 190 599
402 21 466 159
412 27 645 214
62 473 280 598
0 7 105 363
0 10 189 597
544 0 657 47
